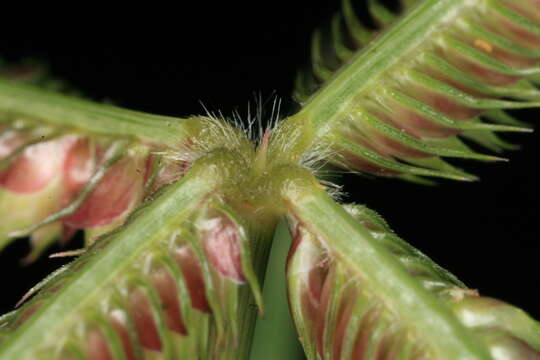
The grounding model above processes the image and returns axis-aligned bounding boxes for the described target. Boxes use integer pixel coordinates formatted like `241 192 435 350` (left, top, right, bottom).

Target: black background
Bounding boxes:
0 0 538 323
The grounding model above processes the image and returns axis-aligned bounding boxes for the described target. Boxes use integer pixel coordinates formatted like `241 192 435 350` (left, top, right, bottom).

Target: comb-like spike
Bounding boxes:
286 0 539 183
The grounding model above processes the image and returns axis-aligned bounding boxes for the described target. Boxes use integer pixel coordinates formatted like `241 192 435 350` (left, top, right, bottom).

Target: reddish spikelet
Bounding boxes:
128 288 162 352
109 314 138 360
151 267 187 335
174 246 211 313
63 155 144 229
201 215 245 283
87 330 113 360
0 137 74 193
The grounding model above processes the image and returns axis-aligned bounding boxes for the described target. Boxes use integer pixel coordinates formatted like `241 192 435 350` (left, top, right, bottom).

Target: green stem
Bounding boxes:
249 220 305 360
0 79 196 147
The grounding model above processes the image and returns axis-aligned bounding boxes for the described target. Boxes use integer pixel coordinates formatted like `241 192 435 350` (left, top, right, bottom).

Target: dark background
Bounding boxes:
0 0 538 322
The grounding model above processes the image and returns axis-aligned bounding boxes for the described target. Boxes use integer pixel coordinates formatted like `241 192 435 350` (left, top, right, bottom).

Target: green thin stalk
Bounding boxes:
0 79 195 147
249 220 304 360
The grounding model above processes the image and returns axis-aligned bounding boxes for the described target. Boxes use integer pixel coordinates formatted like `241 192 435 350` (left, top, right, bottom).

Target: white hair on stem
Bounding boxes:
160 94 345 199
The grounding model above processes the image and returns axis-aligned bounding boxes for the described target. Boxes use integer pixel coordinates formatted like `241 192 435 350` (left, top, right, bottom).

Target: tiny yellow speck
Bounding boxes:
474 39 493 53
